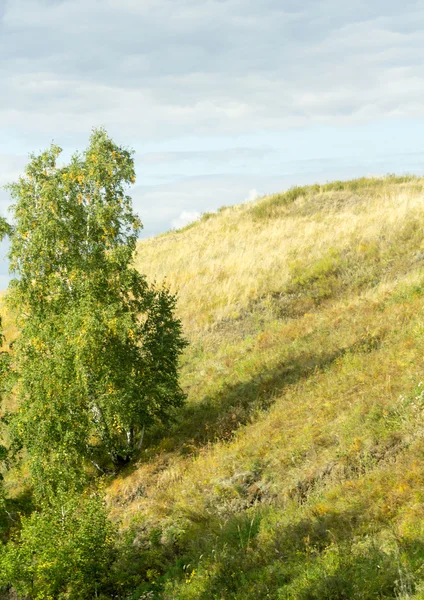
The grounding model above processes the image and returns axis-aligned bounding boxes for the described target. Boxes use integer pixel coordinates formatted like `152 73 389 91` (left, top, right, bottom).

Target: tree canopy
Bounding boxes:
6 128 187 488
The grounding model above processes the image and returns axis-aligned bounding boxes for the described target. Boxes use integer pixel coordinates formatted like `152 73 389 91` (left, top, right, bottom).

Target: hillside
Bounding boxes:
4 175 424 598
104 176 424 598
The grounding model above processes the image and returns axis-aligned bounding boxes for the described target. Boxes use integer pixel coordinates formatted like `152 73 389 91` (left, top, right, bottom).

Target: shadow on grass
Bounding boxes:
174 508 422 599
112 501 424 599
142 341 359 459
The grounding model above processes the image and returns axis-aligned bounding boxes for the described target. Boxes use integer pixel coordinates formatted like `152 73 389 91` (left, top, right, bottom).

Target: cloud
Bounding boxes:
171 210 201 230
140 148 272 165
132 175 271 237
0 153 27 186
2 0 424 143
245 189 259 202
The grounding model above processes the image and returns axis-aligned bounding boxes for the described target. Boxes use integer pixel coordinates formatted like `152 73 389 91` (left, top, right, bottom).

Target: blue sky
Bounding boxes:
1 0 424 285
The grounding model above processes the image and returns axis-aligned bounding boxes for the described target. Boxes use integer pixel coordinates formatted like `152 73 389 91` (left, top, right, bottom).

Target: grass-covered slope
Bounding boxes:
106 176 424 599
9 175 424 598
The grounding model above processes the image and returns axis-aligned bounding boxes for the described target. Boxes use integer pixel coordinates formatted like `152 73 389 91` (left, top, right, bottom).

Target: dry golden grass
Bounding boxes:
135 178 424 333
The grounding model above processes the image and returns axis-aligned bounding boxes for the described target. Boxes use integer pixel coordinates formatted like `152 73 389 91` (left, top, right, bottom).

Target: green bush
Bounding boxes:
0 489 116 599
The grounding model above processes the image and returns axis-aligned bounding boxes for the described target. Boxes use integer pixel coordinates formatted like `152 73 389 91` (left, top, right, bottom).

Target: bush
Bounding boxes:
0 488 116 599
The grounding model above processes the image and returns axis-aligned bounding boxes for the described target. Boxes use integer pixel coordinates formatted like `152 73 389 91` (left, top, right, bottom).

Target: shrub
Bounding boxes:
0 488 116 599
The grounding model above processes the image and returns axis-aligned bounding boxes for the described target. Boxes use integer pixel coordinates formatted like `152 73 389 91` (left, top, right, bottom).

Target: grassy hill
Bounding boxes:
99 175 424 599
6 175 424 598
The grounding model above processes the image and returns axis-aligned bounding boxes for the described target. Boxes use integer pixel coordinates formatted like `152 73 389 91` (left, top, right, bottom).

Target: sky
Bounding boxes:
1 0 424 285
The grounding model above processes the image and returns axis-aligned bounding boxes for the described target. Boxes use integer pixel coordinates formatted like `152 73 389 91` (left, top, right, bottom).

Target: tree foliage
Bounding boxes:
6 128 187 485
0 218 12 512
0 344 9 510
0 488 116 599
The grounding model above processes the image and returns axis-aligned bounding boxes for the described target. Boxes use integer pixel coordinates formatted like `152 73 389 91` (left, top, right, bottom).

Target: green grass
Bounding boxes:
112 275 424 598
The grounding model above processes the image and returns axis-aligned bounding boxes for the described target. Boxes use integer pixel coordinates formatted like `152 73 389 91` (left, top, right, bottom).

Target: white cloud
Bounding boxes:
0 153 27 186
140 148 272 165
171 210 201 230
245 189 259 202
2 0 424 142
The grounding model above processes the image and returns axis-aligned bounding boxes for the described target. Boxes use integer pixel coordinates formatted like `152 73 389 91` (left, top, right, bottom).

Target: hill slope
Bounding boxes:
8 176 424 598
106 176 424 599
